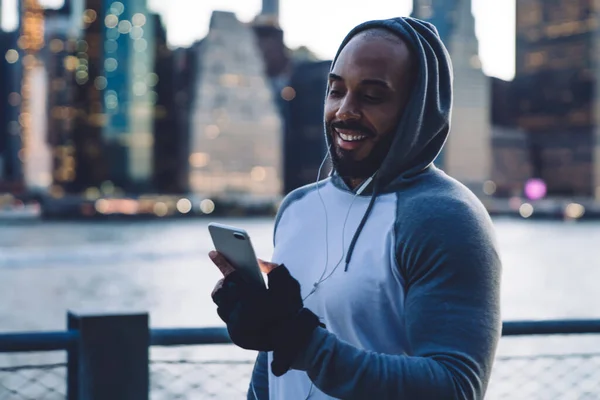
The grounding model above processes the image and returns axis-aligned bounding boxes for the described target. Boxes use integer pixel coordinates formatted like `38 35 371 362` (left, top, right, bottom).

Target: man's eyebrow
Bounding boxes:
328 73 391 89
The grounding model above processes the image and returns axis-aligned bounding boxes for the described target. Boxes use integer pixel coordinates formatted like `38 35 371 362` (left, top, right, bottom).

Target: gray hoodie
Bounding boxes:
248 16 502 400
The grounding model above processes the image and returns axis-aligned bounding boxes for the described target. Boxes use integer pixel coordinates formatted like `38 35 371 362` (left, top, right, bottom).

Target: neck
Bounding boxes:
343 177 366 191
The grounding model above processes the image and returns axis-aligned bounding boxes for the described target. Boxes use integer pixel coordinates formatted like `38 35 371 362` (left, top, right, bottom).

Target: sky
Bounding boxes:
2 0 515 80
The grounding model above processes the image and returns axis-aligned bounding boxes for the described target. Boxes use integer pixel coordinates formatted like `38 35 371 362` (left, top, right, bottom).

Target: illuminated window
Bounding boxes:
104 58 118 72
105 39 118 53
5 49 19 64
94 76 107 90
105 14 118 29
83 9 97 24
63 56 78 71
189 152 210 168
110 2 125 16
517 1 542 28
106 29 120 40
49 39 64 53
250 166 266 182
133 82 147 96
75 70 89 85
281 86 296 101
134 39 147 52
118 20 132 34
8 92 21 106
205 125 220 139
525 51 546 70
219 74 242 87
130 27 144 40
132 13 147 27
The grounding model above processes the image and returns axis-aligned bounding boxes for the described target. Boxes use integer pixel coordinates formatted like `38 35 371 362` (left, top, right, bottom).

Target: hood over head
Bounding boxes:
323 17 454 270
325 17 453 194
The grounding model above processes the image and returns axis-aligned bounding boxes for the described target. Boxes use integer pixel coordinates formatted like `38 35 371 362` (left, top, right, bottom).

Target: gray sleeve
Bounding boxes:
247 351 269 400
291 199 502 400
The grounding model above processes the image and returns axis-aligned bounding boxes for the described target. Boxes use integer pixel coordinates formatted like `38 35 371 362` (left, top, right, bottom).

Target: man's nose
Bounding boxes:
336 96 361 121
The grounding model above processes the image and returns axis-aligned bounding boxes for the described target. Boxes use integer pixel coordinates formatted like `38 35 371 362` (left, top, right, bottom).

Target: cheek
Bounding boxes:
324 102 337 123
369 110 400 138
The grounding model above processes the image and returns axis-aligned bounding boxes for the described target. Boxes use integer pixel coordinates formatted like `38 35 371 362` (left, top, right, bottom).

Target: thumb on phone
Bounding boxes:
258 259 279 274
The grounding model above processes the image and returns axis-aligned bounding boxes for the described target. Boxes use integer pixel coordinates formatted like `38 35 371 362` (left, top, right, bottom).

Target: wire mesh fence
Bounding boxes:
150 359 254 399
487 352 600 400
1 350 600 399
0 363 66 400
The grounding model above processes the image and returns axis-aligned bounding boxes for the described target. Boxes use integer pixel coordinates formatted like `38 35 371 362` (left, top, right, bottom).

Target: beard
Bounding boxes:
326 122 394 180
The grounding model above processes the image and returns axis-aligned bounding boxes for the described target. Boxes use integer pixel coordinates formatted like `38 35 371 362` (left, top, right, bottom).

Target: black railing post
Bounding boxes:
66 312 150 400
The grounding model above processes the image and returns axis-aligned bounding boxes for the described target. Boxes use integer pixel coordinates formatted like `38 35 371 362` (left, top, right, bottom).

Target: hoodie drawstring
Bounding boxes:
344 181 379 271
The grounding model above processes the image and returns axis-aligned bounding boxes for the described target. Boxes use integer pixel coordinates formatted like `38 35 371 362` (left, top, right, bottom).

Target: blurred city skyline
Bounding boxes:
2 0 598 220
2 0 517 80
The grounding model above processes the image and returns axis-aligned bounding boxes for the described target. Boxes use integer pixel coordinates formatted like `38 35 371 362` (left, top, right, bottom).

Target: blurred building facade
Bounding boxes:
19 0 52 194
281 61 331 194
44 2 75 196
40 0 95 194
490 77 532 197
512 0 600 198
0 29 23 193
251 0 291 108
188 11 283 203
64 0 109 195
102 0 156 193
412 0 491 192
251 0 331 194
40 0 159 196
151 14 190 194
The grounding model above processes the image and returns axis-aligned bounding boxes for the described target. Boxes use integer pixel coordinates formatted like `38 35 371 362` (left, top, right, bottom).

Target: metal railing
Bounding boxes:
1 313 600 399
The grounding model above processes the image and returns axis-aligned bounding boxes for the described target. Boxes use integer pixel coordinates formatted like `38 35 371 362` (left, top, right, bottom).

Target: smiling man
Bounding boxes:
326 28 415 190
211 16 502 400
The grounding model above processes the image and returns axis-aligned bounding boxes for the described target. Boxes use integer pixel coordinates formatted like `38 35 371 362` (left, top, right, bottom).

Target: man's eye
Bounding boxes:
328 90 343 97
364 95 382 103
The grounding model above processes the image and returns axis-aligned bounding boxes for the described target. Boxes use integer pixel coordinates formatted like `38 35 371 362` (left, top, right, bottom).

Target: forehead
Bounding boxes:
331 32 413 86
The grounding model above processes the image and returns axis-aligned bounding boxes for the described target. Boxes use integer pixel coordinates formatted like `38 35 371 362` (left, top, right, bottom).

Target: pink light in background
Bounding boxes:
524 178 547 201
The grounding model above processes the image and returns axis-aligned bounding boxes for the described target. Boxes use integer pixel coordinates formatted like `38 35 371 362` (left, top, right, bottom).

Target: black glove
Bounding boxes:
212 265 324 376
212 271 273 351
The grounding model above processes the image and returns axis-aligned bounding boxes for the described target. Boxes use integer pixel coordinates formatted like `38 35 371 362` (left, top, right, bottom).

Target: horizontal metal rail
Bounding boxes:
1 319 600 353
0 331 78 353
502 319 600 336
150 327 231 346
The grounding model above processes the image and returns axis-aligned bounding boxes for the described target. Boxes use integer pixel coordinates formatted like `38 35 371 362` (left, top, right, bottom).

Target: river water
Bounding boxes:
0 217 599 398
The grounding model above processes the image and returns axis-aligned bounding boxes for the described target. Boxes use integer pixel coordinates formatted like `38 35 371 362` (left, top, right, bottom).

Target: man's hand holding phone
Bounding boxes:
209 250 324 377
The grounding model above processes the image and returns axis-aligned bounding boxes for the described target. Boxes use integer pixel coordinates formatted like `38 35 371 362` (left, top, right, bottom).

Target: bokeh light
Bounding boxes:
524 179 547 201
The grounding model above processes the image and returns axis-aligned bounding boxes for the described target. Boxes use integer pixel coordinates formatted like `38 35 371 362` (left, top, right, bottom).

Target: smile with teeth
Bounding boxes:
337 130 368 142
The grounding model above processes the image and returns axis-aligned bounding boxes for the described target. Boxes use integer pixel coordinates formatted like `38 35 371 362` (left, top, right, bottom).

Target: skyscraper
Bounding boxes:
101 0 155 193
58 0 157 195
44 2 79 196
411 0 458 43
252 0 291 119
261 0 278 18
282 61 330 194
19 0 52 193
152 13 188 194
0 29 23 192
412 0 491 192
513 0 600 197
67 0 109 193
188 11 283 203
255 0 279 27
489 77 531 197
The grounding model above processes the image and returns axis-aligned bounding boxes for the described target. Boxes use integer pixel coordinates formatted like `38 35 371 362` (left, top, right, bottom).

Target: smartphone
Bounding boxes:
208 222 266 289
